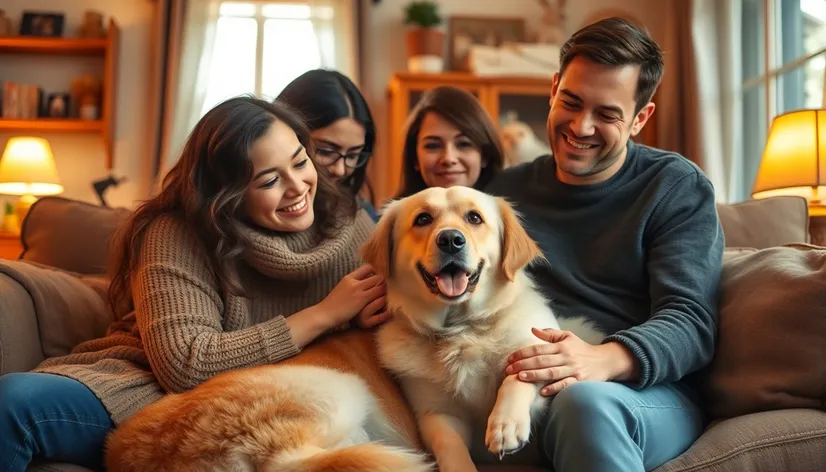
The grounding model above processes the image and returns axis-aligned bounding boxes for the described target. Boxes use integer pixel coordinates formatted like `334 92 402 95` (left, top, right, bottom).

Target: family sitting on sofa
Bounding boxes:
1 17 824 472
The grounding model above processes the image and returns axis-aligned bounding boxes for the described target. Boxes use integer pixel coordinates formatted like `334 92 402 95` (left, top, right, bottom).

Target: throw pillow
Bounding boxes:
701 243 826 418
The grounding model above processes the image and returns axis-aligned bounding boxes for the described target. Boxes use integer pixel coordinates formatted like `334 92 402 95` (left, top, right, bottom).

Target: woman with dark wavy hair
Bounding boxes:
277 69 378 220
0 96 387 471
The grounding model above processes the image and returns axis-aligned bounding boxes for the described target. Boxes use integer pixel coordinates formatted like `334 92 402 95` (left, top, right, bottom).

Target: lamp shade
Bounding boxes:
752 109 826 203
0 137 64 196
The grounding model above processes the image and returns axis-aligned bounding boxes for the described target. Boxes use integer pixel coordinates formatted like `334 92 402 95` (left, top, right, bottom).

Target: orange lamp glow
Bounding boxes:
752 109 826 215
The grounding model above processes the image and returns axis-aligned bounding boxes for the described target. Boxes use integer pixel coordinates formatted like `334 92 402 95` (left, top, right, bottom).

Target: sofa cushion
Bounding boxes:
20 196 131 275
0 259 113 362
655 409 826 472
716 196 809 249
701 243 826 419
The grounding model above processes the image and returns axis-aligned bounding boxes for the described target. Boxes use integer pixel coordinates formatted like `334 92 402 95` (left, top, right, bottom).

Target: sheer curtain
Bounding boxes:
693 0 742 202
149 0 220 195
165 0 220 167
308 0 358 81
659 0 741 203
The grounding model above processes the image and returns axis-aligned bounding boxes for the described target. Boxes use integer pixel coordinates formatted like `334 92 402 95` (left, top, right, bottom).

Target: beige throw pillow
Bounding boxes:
701 244 826 418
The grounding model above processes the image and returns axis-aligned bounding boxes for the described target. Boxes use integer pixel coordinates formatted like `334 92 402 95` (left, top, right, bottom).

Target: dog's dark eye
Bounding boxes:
466 211 483 225
414 212 432 226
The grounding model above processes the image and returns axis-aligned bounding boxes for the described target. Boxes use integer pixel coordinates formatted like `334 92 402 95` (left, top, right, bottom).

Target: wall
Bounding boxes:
0 0 154 212
0 0 667 213
359 0 666 199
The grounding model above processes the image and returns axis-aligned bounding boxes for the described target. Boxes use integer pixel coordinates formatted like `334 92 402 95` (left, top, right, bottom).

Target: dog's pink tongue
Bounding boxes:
436 273 469 297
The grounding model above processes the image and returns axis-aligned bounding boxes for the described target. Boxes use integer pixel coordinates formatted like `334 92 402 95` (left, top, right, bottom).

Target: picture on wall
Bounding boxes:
19 11 65 37
447 16 526 71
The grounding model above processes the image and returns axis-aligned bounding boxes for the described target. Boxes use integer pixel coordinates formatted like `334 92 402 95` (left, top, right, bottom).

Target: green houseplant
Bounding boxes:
404 1 444 73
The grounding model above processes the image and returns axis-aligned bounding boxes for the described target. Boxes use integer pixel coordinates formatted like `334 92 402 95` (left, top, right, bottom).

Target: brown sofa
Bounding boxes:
1 196 825 472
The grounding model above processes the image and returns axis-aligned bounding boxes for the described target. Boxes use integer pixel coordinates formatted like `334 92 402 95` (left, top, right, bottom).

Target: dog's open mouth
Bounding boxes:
417 260 484 300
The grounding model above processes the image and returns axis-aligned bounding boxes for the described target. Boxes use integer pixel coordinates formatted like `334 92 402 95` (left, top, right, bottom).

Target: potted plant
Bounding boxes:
404 1 444 73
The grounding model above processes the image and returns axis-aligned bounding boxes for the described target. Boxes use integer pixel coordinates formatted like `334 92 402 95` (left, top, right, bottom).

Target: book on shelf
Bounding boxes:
2 81 46 119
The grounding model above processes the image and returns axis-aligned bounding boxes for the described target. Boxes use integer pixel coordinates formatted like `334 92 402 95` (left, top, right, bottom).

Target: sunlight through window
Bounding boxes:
201 1 323 116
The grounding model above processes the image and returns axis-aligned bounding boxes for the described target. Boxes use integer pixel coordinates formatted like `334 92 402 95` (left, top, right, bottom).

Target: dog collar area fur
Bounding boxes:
395 306 496 343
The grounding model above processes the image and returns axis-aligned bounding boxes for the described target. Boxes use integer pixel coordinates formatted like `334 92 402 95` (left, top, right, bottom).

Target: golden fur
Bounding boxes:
104 328 429 472
362 186 604 470
104 186 603 472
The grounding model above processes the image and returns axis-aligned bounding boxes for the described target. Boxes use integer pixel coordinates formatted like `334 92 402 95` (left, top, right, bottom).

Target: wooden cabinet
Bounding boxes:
377 71 658 205
0 20 120 170
0 232 21 260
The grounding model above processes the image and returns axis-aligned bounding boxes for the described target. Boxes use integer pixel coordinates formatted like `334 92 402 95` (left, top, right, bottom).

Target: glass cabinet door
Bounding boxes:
493 87 552 166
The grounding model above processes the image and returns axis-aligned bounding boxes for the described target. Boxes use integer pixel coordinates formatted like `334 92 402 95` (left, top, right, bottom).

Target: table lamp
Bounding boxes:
752 109 826 244
0 137 64 226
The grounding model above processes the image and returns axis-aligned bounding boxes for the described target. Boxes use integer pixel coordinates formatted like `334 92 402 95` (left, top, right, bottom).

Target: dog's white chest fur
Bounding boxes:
436 334 502 406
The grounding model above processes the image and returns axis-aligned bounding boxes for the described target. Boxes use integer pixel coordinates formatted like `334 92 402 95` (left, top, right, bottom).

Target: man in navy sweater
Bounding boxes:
486 17 724 472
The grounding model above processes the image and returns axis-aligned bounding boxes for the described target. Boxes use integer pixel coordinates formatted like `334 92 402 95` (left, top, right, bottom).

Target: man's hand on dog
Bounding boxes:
505 327 640 396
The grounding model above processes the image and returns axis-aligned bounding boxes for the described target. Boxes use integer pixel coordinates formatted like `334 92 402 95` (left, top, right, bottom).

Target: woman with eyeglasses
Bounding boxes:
276 69 378 220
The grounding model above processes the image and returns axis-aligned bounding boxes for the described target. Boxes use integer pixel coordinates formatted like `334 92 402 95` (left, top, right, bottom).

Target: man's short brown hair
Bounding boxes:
559 17 664 113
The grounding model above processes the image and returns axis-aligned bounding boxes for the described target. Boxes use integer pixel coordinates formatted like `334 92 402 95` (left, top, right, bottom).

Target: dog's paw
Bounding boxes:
484 409 531 459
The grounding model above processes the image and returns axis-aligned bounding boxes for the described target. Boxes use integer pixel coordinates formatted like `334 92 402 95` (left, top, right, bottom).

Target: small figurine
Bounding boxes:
500 111 551 167
78 10 106 38
0 9 13 36
532 0 567 44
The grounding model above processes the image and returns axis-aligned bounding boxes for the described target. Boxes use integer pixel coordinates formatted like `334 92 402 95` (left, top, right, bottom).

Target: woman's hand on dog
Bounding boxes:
320 264 389 330
505 327 639 396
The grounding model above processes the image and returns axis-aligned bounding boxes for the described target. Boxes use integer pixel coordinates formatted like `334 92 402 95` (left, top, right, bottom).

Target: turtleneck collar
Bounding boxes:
238 209 372 281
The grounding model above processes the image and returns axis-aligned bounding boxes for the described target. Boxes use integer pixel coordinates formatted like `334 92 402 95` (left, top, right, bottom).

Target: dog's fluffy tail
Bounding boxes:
267 442 433 472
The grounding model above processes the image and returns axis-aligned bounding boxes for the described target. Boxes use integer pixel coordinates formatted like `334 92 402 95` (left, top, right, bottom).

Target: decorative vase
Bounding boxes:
406 28 444 73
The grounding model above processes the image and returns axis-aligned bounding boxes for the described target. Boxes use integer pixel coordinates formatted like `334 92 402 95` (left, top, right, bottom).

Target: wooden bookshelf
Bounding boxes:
0 119 103 132
0 19 119 169
0 37 108 56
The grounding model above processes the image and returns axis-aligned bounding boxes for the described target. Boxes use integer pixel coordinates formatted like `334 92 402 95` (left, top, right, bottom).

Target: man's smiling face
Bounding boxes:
546 56 655 185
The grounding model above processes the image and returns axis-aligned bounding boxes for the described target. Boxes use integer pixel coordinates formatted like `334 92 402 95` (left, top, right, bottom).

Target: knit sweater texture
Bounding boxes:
34 209 375 424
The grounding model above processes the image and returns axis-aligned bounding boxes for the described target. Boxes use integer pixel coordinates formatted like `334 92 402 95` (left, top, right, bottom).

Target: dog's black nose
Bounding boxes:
437 229 466 254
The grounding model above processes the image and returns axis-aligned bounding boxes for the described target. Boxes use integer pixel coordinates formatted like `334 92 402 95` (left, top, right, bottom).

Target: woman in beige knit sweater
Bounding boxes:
0 96 386 471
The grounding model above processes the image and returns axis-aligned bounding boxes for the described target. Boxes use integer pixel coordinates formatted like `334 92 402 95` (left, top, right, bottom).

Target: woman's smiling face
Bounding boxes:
244 119 318 232
415 111 485 189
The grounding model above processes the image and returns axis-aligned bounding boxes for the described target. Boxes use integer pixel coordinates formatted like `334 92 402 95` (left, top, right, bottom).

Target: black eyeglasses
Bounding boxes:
314 147 371 168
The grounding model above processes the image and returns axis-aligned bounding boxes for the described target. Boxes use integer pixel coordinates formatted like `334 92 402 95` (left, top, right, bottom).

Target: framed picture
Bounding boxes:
20 12 65 38
46 93 70 118
447 16 526 71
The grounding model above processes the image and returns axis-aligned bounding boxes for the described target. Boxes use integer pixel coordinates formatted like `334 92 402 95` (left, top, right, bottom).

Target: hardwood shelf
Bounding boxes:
0 19 119 170
0 119 103 132
0 37 108 56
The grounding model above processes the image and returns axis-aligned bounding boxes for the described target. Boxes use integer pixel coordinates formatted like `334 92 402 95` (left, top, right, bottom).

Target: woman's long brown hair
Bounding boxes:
395 86 505 198
107 96 356 317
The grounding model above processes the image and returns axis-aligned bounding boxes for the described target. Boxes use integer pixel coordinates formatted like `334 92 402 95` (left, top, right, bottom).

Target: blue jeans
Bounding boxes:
540 381 704 472
0 372 114 472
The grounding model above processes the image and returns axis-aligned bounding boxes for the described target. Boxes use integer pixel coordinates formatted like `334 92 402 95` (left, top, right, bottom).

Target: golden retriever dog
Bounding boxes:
104 186 602 472
104 327 430 472
360 186 604 471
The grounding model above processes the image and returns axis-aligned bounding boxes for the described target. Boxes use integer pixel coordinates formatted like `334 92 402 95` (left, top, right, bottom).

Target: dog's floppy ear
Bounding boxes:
360 200 397 279
497 197 542 281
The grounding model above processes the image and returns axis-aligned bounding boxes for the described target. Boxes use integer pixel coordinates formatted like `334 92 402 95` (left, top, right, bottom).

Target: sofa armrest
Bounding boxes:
0 271 44 374
0 260 113 375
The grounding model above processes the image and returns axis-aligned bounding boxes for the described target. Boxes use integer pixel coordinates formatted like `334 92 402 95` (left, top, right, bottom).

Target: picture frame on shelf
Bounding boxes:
46 93 70 118
447 16 526 72
20 12 65 38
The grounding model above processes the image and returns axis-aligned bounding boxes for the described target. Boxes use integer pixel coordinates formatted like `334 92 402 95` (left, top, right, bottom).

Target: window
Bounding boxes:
200 1 332 116
740 0 826 201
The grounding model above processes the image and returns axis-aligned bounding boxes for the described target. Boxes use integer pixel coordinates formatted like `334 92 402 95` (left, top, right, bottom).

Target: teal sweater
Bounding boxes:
486 141 724 389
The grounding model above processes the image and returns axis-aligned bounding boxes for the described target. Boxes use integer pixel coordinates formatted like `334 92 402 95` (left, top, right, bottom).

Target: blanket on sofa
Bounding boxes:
0 259 112 368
